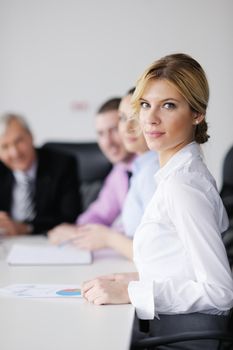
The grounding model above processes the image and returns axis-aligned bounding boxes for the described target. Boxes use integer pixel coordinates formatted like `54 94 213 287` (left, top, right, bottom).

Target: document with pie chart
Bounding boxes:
0 284 82 298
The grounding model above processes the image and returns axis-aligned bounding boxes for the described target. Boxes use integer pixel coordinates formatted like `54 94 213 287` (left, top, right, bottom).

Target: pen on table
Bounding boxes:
58 237 77 248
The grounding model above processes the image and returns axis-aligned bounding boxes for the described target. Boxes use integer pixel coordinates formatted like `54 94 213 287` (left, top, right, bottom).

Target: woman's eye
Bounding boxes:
163 102 176 110
140 101 150 109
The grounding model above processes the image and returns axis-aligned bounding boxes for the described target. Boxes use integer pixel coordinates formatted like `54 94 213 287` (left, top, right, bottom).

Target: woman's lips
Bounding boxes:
145 131 165 138
125 137 138 143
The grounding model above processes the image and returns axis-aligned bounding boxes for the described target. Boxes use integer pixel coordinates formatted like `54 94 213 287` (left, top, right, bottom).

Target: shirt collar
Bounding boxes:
132 150 157 173
116 154 137 172
13 161 38 183
154 142 203 185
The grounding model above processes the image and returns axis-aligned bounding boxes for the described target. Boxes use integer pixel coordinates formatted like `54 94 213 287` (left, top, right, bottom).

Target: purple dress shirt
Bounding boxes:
77 161 133 226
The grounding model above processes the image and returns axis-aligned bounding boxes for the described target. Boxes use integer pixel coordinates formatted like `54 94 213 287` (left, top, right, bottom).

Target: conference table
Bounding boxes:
0 235 136 350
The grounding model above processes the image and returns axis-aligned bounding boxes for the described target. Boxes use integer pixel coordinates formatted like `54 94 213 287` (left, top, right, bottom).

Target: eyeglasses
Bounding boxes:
119 113 142 135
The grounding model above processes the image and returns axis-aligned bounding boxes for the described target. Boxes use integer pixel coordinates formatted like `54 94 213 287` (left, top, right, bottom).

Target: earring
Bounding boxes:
195 120 199 124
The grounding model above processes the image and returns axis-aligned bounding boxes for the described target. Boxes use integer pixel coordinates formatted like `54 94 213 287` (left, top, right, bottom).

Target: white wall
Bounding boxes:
0 0 232 187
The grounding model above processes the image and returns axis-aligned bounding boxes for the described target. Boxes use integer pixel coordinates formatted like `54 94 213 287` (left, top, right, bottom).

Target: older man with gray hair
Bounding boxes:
0 113 82 235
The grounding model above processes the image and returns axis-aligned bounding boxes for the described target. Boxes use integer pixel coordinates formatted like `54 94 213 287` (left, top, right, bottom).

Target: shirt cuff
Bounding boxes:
128 280 158 319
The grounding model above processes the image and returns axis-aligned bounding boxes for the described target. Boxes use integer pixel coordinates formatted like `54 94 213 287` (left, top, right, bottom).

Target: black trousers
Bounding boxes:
131 312 233 350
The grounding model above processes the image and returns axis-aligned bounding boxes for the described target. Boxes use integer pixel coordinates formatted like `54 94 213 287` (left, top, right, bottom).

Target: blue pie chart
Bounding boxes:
56 288 81 296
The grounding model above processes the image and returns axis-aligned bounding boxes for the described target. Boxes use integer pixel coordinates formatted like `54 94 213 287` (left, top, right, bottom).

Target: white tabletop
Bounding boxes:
0 235 136 350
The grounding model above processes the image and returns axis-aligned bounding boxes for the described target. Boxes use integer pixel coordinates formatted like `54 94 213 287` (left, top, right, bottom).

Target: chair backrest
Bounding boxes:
220 145 233 268
42 142 112 210
222 145 233 187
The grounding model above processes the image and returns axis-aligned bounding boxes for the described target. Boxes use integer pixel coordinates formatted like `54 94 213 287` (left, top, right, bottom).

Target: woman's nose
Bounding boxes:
126 117 141 135
144 108 161 125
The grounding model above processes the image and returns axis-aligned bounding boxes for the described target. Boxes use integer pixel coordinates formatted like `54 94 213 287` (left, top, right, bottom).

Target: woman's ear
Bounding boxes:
192 112 205 125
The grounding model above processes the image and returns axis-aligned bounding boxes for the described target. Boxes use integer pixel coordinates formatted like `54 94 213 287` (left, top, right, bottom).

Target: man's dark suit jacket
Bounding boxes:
0 148 82 234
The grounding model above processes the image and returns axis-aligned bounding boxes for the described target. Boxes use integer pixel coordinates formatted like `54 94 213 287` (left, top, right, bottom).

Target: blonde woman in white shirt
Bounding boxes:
82 53 233 349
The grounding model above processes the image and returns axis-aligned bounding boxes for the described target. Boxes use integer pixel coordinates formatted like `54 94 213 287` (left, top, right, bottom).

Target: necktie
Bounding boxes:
18 175 36 221
126 171 132 188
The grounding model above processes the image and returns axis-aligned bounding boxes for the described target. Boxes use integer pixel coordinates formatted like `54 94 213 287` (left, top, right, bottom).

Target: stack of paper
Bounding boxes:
7 244 92 265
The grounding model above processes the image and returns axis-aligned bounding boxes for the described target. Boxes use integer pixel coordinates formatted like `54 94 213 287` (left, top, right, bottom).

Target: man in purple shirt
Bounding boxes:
49 97 134 244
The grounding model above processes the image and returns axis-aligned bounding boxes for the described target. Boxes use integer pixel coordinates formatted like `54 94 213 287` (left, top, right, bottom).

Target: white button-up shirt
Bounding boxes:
128 142 233 319
122 150 159 237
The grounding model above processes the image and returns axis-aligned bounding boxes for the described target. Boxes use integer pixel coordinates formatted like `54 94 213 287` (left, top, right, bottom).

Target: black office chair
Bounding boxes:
132 311 233 350
223 225 233 270
221 145 233 268
42 142 112 210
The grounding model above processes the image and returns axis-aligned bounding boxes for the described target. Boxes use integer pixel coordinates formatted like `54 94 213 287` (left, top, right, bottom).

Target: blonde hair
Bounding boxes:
132 53 210 144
